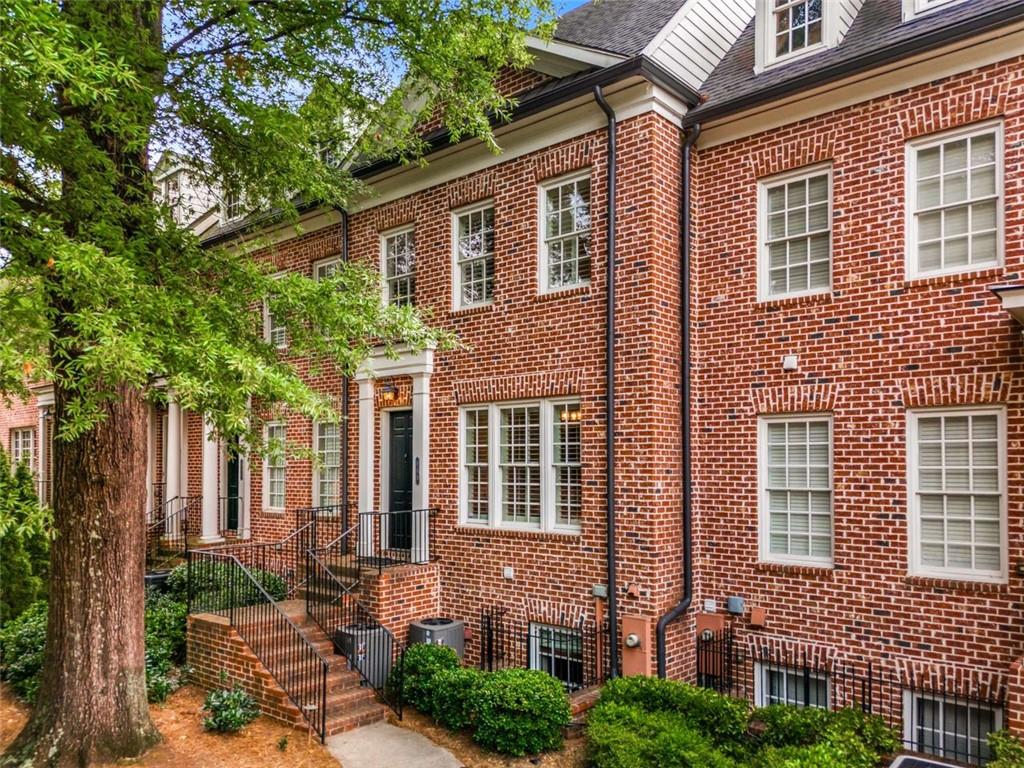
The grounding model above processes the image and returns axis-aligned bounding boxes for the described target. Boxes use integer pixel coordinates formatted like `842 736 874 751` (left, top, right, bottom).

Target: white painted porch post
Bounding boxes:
35 407 46 503
411 373 430 564
165 398 182 535
199 416 222 543
357 377 375 558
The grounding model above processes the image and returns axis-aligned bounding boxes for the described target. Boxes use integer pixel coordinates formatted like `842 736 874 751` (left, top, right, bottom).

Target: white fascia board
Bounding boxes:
525 35 627 75
994 286 1024 326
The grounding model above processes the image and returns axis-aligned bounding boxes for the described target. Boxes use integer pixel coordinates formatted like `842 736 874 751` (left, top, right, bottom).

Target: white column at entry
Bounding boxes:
165 398 182 534
199 416 223 543
35 406 46 504
410 373 430 564
356 377 375 558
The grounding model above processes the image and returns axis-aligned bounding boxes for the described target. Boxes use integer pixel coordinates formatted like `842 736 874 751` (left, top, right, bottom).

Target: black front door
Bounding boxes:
226 454 241 531
387 410 413 550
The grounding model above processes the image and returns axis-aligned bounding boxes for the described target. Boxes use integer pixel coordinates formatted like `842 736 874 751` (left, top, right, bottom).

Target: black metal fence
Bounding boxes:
357 509 438 572
188 549 330 741
696 629 1007 766
478 606 609 692
145 495 202 572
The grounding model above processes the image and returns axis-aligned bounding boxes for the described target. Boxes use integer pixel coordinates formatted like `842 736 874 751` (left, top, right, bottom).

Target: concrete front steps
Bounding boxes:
187 599 386 737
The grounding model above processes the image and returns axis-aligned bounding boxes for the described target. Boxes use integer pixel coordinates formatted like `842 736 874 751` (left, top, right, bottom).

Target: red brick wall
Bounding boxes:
417 65 553 136
691 55 1023 700
359 563 441 647
0 393 39 472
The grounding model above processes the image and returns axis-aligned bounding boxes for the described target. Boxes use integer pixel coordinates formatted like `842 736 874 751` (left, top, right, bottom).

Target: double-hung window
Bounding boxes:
459 400 582 531
540 173 591 292
382 227 415 306
10 428 34 471
907 122 1002 277
903 693 1001 765
313 422 339 508
454 204 495 308
756 664 829 708
759 415 833 566
908 408 1006 581
760 165 831 299
264 422 286 511
529 623 585 691
314 257 341 281
264 273 287 350
771 0 823 59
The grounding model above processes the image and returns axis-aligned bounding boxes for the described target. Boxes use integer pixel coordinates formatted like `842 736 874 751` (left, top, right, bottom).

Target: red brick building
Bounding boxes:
5 0 1024 759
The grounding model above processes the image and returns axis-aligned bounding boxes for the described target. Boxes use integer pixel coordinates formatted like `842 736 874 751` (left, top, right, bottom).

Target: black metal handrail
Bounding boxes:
209 518 317 598
293 503 354 549
305 543 405 717
188 549 330 742
145 495 202 572
217 495 243 536
356 508 439 574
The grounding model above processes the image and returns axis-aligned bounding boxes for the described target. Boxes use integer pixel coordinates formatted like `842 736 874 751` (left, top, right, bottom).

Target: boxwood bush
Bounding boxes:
389 642 460 712
166 562 287 608
0 600 47 702
430 666 485 730
472 668 571 756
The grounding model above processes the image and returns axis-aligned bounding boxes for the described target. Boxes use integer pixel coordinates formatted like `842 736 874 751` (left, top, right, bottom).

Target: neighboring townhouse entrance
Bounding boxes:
225 452 241 532
387 409 413 550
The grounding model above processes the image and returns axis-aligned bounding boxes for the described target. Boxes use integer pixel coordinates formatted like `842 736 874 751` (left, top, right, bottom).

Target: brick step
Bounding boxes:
323 699 387 736
324 685 382 717
274 666 365 698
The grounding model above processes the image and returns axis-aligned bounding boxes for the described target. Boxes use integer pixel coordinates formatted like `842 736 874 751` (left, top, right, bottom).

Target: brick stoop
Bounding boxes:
187 602 386 736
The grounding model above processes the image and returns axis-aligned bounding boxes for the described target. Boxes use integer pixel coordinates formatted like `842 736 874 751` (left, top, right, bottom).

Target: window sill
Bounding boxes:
454 525 582 542
904 574 1009 593
535 285 591 303
262 508 287 516
903 264 1005 288
756 291 833 310
451 303 494 317
755 561 834 578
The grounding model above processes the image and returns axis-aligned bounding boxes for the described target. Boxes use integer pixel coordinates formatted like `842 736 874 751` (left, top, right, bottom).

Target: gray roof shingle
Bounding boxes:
553 0 686 55
688 0 1024 121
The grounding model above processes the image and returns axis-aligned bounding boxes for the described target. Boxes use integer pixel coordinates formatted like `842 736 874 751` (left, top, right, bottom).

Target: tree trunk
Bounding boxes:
3 384 159 767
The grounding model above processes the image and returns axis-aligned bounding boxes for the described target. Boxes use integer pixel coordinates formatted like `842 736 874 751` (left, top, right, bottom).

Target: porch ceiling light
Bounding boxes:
559 405 582 422
991 283 1024 327
379 381 398 404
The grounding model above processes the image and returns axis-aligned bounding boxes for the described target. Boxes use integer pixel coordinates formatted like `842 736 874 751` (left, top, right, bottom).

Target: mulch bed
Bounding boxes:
390 709 587 768
0 684 339 768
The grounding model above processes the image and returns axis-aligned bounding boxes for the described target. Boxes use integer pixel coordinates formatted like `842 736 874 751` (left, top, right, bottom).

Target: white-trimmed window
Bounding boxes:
907 122 1002 277
222 190 243 221
459 399 582 531
10 428 34 471
453 203 495 308
903 692 1001 764
902 0 967 22
539 173 591 292
381 227 415 306
755 664 829 708
759 165 831 299
771 0 823 59
264 273 287 350
908 408 1006 581
313 422 339 508
263 422 286 511
529 623 585 691
314 257 341 281
759 415 833 566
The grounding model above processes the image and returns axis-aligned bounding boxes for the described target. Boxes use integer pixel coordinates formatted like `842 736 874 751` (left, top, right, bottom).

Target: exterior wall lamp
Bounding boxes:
379 381 398 404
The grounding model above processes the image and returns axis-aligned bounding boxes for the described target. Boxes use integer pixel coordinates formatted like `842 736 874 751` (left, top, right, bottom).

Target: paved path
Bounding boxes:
326 721 463 768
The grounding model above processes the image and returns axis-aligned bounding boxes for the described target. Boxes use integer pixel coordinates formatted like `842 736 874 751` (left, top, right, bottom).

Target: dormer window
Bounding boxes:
223 190 243 222
902 0 966 22
756 0 835 72
772 0 822 58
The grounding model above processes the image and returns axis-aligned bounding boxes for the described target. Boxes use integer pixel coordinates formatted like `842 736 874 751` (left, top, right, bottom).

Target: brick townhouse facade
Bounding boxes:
5 0 1024 760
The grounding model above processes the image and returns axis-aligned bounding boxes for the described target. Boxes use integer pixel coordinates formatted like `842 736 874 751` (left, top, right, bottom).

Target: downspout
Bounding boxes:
593 85 619 680
656 123 701 679
340 209 351 522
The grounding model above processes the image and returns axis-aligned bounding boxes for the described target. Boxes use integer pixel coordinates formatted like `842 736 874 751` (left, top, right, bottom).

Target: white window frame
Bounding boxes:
263 272 287 350
452 200 495 310
755 0 836 72
380 225 416 306
906 406 1008 583
222 190 244 222
263 421 287 512
458 398 582 532
902 0 968 22
312 421 340 509
758 414 834 568
901 690 1002 764
754 663 831 709
529 622 585 691
538 170 592 295
313 256 342 281
757 163 833 301
10 427 35 471
905 120 1004 279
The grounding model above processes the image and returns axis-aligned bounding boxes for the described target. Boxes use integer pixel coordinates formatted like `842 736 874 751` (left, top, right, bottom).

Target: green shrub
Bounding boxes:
430 666 485 730
0 450 50 623
825 707 899 756
389 643 460 712
754 705 832 748
587 700 735 768
472 668 570 756
0 600 47 702
165 562 287 607
752 708 898 768
598 676 750 750
202 684 260 733
989 731 1024 768
145 589 188 664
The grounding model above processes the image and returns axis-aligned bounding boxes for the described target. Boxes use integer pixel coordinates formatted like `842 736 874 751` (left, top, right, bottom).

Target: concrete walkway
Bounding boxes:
326 721 463 768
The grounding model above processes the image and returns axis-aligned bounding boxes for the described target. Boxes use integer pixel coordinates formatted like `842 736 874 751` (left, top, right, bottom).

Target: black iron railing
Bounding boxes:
305 535 406 717
357 508 438 573
696 629 1006 766
145 495 202 572
478 606 609 692
218 495 243 536
293 503 352 550
188 549 330 741
209 518 317 598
